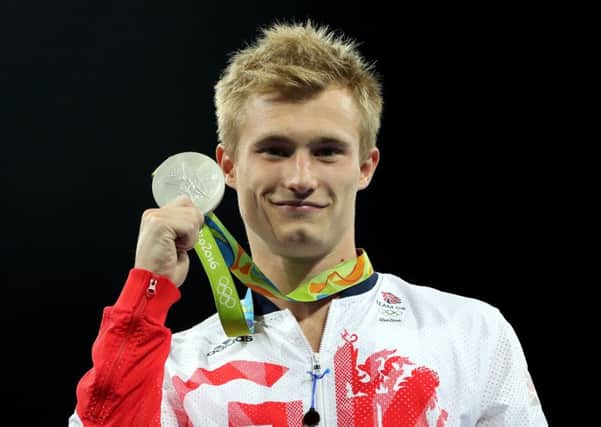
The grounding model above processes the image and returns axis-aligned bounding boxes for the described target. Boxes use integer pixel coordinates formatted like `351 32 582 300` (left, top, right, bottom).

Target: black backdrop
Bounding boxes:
2 1 560 425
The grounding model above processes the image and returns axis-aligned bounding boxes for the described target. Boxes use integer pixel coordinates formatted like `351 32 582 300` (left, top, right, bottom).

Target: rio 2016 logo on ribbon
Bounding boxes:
198 236 219 270
194 225 250 336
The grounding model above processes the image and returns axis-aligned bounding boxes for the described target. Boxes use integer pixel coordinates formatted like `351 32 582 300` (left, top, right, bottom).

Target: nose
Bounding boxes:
283 150 317 196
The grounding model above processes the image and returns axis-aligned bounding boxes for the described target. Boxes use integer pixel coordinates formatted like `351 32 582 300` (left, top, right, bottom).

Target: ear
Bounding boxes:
358 147 380 190
216 144 236 189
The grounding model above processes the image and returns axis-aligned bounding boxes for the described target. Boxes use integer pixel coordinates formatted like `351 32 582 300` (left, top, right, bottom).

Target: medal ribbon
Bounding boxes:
194 213 373 336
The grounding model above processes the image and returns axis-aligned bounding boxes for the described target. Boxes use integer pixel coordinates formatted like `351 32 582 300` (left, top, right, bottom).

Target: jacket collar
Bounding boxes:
252 273 380 315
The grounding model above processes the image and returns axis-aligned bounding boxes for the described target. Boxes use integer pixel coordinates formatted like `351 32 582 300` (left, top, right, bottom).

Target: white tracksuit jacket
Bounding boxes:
69 268 547 426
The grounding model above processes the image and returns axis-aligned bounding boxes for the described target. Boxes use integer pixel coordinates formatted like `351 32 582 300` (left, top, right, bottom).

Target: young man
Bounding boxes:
69 22 547 426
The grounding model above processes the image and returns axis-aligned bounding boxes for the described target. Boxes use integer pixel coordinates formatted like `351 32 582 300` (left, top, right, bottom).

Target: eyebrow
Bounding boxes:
252 134 351 149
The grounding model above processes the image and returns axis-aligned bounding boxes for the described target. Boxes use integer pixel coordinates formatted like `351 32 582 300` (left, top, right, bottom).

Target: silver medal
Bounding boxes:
151 152 225 214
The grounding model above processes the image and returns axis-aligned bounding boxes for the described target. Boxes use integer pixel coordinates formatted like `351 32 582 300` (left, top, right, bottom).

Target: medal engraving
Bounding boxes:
152 152 225 214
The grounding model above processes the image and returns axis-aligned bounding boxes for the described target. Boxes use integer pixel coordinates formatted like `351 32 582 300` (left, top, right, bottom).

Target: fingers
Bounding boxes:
167 194 197 208
141 195 205 251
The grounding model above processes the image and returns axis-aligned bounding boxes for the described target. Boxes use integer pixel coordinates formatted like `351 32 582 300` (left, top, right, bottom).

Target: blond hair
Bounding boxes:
214 21 383 161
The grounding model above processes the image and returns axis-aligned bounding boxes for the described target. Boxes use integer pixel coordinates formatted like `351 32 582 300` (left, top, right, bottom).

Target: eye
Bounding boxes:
314 146 344 158
258 145 292 158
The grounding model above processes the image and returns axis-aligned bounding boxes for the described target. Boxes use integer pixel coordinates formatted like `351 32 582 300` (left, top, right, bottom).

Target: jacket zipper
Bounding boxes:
315 302 334 426
311 351 326 424
90 278 157 421
294 300 335 425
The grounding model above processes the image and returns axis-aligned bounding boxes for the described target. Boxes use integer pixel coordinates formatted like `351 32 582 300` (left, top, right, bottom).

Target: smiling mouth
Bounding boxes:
271 200 328 209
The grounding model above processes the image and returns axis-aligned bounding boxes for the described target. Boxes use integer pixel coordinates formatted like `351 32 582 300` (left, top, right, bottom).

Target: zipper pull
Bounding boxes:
146 278 158 297
312 352 321 374
304 352 330 426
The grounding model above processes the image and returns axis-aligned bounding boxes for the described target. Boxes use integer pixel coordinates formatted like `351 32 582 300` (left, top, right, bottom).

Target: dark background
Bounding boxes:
2 1 562 425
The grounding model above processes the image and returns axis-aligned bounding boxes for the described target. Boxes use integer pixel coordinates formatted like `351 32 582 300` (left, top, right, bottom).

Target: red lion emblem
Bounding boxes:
335 330 448 426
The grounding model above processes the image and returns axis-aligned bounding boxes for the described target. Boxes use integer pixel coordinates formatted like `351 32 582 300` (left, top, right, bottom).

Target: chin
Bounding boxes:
273 231 328 258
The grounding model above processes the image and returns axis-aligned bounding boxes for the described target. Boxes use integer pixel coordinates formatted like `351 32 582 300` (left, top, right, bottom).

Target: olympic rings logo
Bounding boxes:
379 309 402 316
216 276 236 309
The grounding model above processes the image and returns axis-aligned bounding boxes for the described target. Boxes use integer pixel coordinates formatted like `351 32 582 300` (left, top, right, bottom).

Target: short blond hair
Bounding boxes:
214 21 383 161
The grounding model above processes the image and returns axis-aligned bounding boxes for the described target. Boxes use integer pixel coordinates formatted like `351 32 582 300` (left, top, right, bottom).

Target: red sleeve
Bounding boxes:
75 268 181 426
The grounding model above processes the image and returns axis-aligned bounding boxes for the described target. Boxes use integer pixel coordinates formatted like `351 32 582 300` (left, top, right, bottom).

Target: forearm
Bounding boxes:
74 269 180 426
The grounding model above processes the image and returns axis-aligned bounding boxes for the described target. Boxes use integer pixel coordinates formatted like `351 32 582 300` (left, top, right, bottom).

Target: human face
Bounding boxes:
217 87 379 259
